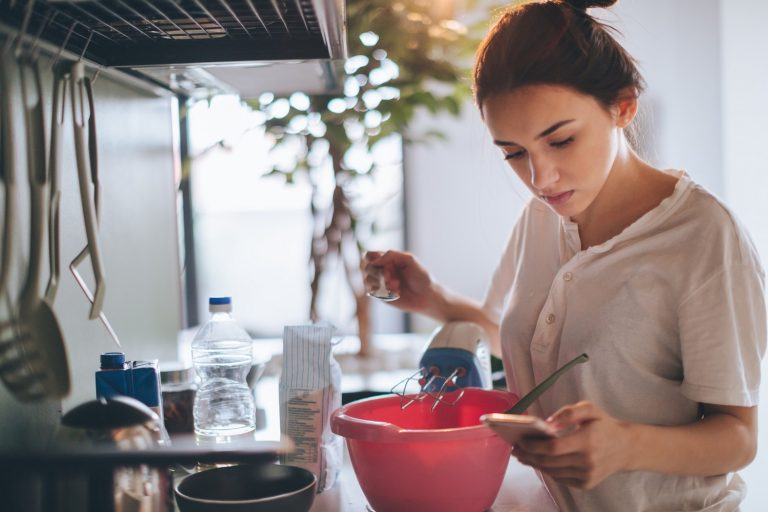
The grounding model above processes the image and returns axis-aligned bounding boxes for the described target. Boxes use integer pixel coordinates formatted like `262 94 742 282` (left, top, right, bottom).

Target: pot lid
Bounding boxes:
62 395 158 430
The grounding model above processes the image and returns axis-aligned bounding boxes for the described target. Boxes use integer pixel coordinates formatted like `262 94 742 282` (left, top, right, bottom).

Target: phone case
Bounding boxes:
480 413 558 445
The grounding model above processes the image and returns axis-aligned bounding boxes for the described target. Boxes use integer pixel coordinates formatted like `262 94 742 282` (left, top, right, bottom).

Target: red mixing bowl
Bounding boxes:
331 388 518 512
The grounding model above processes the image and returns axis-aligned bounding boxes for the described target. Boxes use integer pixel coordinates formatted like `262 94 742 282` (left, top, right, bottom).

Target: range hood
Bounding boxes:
0 0 347 97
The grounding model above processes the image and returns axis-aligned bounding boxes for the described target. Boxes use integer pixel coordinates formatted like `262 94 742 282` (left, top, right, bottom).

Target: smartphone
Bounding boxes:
480 413 559 445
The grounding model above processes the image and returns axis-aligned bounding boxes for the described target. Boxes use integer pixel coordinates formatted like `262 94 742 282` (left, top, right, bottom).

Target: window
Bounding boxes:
187 95 405 336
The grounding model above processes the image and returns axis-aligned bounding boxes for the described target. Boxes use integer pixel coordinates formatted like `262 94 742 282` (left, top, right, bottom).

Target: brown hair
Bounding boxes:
473 0 645 112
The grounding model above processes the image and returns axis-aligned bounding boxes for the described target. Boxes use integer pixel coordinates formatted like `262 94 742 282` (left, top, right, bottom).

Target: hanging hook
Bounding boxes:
9 0 35 58
91 66 103 85
79 31 94 62
29 9 55 61
51 20 78 69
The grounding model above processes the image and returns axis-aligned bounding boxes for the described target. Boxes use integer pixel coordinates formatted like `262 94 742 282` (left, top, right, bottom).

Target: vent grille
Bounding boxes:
0 0 333 67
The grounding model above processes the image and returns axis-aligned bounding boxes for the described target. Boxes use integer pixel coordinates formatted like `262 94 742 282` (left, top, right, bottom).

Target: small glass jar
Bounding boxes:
160 363 197 435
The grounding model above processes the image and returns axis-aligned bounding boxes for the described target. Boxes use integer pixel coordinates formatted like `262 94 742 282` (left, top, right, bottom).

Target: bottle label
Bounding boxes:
282 388 323 463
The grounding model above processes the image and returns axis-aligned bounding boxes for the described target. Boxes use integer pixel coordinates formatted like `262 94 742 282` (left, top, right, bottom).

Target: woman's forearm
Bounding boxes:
625 408 757 476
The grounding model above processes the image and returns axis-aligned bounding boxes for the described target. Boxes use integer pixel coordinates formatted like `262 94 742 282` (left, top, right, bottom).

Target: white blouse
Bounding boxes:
483 171 766 511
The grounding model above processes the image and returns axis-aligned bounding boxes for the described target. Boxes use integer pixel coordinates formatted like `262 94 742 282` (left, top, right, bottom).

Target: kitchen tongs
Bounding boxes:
43 61 67 304
68 61 120 346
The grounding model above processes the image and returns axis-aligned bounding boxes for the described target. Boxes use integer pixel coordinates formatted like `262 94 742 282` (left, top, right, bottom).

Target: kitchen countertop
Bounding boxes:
173 331 559 511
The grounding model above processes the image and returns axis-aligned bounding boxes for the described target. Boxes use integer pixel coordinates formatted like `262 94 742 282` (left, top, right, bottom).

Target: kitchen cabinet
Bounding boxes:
0 0 346 97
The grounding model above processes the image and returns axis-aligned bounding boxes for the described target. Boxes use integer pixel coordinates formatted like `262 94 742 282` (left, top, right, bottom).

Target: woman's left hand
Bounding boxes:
512 401 635 490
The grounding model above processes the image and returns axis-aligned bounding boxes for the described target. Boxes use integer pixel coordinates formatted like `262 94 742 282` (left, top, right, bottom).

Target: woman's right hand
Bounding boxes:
362 250 438 314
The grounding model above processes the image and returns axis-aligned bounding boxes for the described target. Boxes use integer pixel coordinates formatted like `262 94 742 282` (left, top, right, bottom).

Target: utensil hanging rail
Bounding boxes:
0 0 340 67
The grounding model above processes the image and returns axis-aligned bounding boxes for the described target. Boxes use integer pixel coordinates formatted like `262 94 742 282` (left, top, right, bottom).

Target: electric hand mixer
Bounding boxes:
392 321 493 410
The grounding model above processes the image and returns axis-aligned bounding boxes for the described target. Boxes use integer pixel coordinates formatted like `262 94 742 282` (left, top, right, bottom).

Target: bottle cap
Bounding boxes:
209 296 233 313
100 352 126 369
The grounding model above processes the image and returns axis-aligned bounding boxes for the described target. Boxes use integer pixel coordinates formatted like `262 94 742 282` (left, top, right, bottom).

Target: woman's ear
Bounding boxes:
614 87 639 128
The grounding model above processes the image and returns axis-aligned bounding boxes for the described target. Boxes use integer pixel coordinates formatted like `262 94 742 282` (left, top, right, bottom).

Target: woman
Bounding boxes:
363 0 766 510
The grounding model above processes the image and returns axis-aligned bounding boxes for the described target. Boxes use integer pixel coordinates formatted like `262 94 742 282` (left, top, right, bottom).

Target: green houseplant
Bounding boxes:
245 0 486 354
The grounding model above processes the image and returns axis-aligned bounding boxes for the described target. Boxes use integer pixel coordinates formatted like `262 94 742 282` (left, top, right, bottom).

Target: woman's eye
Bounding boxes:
551 137 574 148
504 150 526 160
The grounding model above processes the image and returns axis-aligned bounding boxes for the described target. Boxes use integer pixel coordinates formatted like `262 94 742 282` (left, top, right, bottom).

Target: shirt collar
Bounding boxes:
559 170 693 255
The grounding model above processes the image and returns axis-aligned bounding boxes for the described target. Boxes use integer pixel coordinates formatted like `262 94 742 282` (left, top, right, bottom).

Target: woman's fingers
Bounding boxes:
547 401 602 429
513 447 584 469
517 430 584 457
363 250 383 262
515 401 632 490
363 250 407 291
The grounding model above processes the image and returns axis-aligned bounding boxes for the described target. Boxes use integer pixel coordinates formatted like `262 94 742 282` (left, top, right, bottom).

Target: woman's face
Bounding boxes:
481 85 625 220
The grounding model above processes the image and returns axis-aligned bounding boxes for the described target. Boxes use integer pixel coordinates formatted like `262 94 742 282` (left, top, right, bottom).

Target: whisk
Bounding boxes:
391 367 467 411
391 321 493 411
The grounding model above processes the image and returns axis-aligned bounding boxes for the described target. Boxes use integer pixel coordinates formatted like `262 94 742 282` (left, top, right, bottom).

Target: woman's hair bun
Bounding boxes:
564 0 618 11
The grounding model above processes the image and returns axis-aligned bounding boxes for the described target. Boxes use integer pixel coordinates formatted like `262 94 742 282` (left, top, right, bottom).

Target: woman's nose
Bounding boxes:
528 154 559 191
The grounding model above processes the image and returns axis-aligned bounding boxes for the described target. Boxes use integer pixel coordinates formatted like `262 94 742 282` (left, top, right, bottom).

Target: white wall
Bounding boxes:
609 0 724 194
405 106 525 333
719 2 768 509
0 52 183 445
721 0 768 266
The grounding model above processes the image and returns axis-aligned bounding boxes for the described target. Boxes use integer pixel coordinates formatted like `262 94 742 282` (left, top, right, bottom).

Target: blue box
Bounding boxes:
96 352 160 408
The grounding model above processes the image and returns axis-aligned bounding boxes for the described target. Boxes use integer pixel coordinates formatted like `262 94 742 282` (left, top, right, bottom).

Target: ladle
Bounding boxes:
505 353 589 414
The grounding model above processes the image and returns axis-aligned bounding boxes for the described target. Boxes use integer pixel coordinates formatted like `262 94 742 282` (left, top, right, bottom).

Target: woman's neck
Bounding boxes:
572 142 677 250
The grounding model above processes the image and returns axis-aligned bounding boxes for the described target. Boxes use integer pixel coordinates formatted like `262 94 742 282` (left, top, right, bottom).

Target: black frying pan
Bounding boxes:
175 463 317 512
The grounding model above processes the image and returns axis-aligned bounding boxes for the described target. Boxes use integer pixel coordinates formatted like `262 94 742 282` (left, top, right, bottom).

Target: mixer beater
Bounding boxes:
391 321 492 411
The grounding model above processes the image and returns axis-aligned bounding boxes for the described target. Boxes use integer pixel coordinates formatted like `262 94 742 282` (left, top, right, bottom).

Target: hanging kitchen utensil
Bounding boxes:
68 61 121 347
0 55 70 400
505 353 589 414
43 61 68 304
0 51 22 376
0 52 18 310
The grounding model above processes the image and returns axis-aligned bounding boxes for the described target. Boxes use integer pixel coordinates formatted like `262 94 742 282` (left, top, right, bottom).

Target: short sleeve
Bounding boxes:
678 262 767 406
481 229 519 323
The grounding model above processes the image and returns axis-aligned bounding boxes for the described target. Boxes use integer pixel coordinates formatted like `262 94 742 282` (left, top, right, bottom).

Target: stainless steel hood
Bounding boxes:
0 0 347 97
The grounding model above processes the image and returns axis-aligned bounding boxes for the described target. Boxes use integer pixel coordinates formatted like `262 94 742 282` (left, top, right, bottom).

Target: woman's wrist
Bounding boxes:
619 421 644 472
424 281 450 321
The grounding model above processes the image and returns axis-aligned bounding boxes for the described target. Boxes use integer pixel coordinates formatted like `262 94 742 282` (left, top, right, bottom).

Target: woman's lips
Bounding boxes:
541 190 574 205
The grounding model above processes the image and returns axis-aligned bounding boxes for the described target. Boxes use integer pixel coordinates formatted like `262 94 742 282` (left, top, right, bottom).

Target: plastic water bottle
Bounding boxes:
192 297 255 437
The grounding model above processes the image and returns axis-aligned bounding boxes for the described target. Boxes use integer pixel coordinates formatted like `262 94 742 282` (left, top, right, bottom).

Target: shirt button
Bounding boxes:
546 313 556 324
563 272 573 281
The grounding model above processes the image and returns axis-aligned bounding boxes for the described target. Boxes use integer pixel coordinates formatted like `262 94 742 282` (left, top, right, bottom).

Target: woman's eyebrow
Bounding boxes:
493 119 576 146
